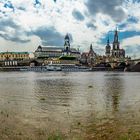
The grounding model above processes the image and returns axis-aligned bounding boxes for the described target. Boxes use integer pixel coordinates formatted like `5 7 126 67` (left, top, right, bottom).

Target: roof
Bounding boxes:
35 46 80 53
70 48 80 53
0 52 29 54
36 46 63 52
106 44 111 48
42 47 63 52
65 34 70 40
81 52 89 57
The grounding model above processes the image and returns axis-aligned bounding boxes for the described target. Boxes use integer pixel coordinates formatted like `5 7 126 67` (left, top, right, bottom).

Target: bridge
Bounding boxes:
130 58 140 64
104 57 140 68
124 58 140 72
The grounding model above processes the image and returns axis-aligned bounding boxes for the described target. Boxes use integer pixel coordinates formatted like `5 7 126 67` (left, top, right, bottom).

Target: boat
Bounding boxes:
19 60 92 72
44 60 91 72
46 65 62 71
46 61 62 71
21 66 47 72
19 64 91 72
60 64 91 72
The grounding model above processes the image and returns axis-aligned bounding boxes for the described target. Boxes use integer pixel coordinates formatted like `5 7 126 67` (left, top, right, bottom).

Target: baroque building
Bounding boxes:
105 38 111 57
0 51 30 67
63 34 71 55
34 34 80 59
62 34 80 58
80 44 96 65
0 52 29 61
34 46 63 58
105 29 125 58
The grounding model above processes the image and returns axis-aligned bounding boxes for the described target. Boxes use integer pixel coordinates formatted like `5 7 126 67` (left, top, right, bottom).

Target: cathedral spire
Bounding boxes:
90 44 93 51
107 36 110 45
114 28 119 43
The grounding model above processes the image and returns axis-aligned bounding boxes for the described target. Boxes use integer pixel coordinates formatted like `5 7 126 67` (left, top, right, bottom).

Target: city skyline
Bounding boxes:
0 0 140 58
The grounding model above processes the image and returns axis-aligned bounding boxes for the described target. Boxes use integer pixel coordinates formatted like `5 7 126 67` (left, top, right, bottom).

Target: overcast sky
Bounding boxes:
0 0 140 57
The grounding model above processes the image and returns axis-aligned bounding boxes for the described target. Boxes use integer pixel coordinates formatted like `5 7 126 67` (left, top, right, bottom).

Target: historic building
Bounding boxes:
105 38 111 57
34 34 80 59
80 44 96 65
62 34 81 58
0 52 30 67
34 46 63 58
105 29 125 58
63 34 71 55
0 52 29 61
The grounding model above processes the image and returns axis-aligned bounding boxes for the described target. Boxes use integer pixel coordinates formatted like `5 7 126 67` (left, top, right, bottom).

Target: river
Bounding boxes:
0 72 140 140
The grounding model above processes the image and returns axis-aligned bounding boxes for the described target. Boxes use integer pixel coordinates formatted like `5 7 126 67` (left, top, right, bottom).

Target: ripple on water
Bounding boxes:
0 72 140 139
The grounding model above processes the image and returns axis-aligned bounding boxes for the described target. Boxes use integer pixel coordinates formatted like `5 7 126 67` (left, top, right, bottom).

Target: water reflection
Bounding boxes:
104 73 124 112
0 72 140 139
34 77 74 111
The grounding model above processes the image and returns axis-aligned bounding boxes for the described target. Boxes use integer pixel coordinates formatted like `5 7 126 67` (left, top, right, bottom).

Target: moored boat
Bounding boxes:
46 65 62 71
19 64 91 72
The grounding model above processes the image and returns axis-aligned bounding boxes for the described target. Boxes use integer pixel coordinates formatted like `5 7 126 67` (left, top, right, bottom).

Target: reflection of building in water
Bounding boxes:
34 78 74 111
104 74 123 112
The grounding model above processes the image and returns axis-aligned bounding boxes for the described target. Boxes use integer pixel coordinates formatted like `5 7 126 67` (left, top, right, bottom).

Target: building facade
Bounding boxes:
0 52 29 61
62 34 81 58
80 44 96 65
105 29 125 58
34 34 80 59
34 46 63 58
0 52 30 67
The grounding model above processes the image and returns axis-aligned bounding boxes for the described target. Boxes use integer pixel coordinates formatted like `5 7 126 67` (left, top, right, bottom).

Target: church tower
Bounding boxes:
112 28 121 58
105 38 111 57
64 34 70 54
89 44 96 57
89 44 93 54
113 28 120 50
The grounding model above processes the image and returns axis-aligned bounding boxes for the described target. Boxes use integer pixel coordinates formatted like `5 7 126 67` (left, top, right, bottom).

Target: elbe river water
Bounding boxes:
0 72 140 140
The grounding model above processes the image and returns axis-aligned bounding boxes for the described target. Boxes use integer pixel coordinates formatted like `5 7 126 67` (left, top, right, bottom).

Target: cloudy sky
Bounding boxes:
0 0 140 57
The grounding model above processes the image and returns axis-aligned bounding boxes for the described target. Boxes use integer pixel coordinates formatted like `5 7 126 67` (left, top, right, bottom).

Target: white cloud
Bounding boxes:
122 36 140 47
121 36 140 58
0 35 41 52
0 0 140 56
